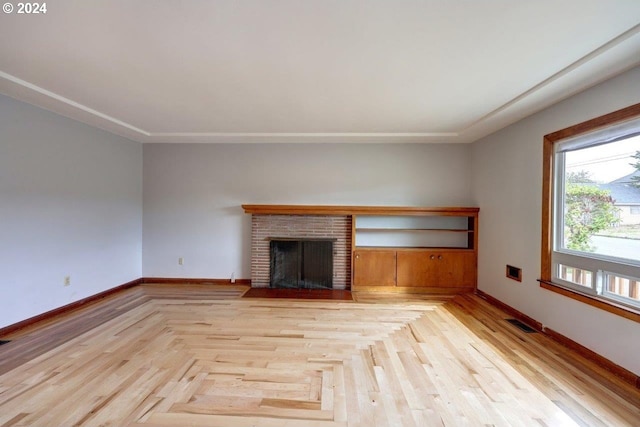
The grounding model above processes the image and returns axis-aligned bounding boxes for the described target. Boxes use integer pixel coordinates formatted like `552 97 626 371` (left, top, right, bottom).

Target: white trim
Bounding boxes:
554 262 596 291
602 270 640 308
149 132 459 138
554 249 640 272
0 71 150 136
553 276 598 295
460 23 640 133
552 151 566 252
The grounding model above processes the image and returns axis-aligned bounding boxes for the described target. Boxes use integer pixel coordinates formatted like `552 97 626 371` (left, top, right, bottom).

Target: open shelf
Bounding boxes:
355 228 472 232
351 207 479 293
354 214 476 249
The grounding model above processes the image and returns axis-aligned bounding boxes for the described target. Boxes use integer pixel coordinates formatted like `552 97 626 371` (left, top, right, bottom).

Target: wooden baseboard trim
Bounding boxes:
476 289 640 389
0 277 251 337
542 326 640 389
141 277 251 286
0 278 143 337
475 289 543 331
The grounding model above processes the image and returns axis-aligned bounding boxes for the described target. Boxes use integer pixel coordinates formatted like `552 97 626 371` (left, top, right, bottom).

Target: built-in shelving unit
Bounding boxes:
351 207 479 294
241 205 479 294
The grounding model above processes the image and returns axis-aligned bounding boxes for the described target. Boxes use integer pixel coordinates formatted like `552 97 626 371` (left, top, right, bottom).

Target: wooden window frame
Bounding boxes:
540 103 640 323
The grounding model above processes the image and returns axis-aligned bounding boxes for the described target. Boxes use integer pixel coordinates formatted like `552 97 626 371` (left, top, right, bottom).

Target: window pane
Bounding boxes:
562 135 640 263
557 264 592 288
604 273 640 304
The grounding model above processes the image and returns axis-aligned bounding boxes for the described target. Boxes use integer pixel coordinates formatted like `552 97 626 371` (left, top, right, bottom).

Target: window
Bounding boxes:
631 206 640 215
541 103 640 321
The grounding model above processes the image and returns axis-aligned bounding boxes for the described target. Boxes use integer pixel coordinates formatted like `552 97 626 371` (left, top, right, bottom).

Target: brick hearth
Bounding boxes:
250 214 352 289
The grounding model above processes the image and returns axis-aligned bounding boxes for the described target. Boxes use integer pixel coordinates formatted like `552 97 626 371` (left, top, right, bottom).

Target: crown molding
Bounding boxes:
1 23 639 145
461 23 640 135
0 71 149 136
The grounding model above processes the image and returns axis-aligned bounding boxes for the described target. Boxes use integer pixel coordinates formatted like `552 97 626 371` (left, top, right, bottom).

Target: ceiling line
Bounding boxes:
3 21 638 142
0 70 459 139
458 23 640 135
0 71 151 136
149 132 459 137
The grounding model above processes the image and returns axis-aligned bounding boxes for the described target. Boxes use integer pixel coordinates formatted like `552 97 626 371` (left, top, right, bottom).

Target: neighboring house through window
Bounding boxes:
599 170 640 224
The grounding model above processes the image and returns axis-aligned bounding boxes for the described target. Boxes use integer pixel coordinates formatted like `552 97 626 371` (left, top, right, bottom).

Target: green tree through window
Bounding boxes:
631 150 640 188
563 180 620 252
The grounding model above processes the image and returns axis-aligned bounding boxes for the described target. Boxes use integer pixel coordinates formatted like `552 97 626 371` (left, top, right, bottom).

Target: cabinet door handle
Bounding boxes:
438 255 443 260
430 255 436 260
355 254 359 259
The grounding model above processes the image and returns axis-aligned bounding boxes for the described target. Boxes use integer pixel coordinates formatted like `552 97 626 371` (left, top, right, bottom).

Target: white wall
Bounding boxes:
0 95 142 329
143 143 472 279
619 205 640 225
471 66 640 375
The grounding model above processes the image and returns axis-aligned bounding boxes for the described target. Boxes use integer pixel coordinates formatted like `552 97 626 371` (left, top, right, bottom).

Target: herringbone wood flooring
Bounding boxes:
0 284 638 426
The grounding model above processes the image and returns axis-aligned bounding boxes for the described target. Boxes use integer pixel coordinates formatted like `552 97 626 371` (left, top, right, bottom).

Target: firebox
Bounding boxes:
269 239 334 289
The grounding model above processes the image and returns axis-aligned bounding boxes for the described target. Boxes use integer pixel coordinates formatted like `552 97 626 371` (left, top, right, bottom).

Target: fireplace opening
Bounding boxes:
270 239 334 289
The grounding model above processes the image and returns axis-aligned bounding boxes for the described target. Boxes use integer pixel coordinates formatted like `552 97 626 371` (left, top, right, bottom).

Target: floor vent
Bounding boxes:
505 319 537 333
0 340 10 346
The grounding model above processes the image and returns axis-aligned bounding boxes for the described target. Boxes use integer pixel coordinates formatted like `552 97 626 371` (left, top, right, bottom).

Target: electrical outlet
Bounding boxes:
178 257 184 266
64 276 71 286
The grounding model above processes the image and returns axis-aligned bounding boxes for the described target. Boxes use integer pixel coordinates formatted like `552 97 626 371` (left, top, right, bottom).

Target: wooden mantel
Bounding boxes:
242 204 479 216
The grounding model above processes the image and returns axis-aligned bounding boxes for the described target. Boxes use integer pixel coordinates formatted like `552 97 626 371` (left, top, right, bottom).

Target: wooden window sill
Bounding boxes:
539 280 640 323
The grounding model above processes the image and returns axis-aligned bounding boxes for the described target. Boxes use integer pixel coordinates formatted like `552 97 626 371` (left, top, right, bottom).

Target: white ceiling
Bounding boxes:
1 0 639 144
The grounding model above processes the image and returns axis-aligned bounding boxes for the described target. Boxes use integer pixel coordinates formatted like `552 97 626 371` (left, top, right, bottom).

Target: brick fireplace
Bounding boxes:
249 214 352 289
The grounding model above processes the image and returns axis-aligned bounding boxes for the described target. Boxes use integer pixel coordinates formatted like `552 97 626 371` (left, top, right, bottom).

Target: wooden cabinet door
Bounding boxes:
437 251 476 288
397 250 476 288
353 250 396 287
396 250 438 287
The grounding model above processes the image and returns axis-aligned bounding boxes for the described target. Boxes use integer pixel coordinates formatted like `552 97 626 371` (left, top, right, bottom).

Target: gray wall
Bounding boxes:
0 95 142 329
142 143 472 279
471 66 640 374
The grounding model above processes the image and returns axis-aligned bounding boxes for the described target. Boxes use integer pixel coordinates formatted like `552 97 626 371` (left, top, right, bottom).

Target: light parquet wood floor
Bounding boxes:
0 284 638 426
